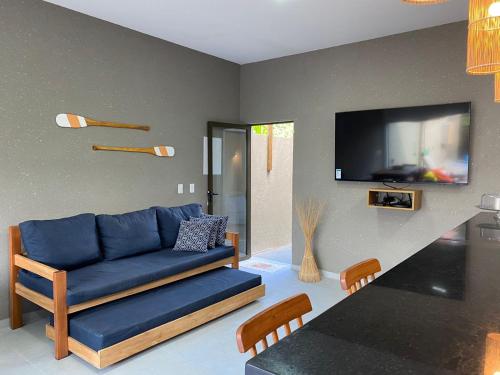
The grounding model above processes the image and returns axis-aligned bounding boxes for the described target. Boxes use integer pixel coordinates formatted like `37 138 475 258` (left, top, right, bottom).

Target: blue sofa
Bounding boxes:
9 203 246 363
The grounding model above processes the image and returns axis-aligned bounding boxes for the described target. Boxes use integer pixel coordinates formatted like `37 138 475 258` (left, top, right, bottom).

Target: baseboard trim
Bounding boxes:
291 265 340 280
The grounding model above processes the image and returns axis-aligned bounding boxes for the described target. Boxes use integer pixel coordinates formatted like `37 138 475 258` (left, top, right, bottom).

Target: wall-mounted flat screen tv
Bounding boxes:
335 102 471 184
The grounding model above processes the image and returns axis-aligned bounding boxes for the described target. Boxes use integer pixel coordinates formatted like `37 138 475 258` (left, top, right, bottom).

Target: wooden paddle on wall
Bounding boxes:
56 114 150 131
92 145 175 157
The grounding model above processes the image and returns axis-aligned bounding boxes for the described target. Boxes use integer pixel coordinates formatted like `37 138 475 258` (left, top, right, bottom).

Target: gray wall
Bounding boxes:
0 0 239 319
241 21 500 275
3 2 498 321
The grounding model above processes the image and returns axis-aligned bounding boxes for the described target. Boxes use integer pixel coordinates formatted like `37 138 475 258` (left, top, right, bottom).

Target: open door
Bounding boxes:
207 122 250 260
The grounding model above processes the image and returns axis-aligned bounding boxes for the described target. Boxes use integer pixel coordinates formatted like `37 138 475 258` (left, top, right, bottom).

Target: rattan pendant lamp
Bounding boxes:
466 0 500 103
469 0 500 31
467 0 500 75
467 28 500 74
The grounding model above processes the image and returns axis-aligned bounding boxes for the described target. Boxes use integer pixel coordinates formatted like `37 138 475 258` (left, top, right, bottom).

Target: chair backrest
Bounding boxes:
340 258 381 295
236 293 312 357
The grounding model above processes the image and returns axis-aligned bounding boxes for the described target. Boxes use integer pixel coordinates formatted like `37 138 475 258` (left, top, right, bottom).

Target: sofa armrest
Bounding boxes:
225 231 239 269
225 231 239 246
14 254 59 281
8 225 70 358
14 253 68 358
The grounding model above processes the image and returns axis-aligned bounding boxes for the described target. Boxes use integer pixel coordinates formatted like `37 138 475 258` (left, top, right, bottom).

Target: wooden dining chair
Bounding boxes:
236 293 312 357
340 258 381 295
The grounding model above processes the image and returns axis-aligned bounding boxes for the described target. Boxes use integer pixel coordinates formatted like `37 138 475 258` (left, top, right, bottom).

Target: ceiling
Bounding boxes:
44 0 468 64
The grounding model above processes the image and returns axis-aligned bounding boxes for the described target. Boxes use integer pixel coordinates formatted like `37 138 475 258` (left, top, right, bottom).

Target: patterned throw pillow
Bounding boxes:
202 214 228 246
173 220 214 252
190 216 218 248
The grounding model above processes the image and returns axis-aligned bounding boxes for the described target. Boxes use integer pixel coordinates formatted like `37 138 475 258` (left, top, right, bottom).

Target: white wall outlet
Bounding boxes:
177 184 184 194
189 183 195 193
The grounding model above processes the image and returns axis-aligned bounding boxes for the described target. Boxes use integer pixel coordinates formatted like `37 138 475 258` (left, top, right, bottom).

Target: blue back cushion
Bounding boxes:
19 213 101 270
96 208 161 260
153 203 203 248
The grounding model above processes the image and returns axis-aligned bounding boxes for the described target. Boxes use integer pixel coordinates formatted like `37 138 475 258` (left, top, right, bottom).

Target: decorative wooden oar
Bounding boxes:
56 113 150 131
92 145 175 157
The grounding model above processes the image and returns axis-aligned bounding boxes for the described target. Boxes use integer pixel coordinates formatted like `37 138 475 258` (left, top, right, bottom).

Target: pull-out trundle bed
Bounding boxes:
46 267 265 368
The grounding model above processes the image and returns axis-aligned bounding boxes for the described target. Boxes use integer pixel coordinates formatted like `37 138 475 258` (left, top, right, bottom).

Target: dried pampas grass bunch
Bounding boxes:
296 198 325 283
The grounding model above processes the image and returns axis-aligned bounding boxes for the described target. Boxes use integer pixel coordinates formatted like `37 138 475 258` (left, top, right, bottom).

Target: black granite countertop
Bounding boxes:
246 213 500 374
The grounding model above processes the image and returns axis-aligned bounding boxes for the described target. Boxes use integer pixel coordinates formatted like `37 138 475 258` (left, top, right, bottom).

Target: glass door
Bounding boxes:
207 122 250 259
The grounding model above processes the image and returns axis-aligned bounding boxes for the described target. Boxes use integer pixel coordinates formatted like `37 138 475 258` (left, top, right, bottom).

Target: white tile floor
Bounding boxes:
0 262 345 375
253 244 292 264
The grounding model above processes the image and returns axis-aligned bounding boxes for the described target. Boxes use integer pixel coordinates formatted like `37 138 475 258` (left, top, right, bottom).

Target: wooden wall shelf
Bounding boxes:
367 188 422 211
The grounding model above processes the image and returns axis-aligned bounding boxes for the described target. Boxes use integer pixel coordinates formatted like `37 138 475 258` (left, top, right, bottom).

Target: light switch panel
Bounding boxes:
177 184 183 194
189 183 195 193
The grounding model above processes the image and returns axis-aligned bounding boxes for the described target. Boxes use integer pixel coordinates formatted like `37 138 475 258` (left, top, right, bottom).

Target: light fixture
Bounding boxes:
466 27 500 74
469 0 500 31
467 0 500 74
496 74 500 102
401 0 448 4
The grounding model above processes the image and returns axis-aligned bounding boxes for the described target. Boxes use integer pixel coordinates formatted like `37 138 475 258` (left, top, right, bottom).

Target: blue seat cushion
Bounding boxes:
153 204 203 248
19 213 101 270
96 208 161 260
19 245 235 306
51 267 261 351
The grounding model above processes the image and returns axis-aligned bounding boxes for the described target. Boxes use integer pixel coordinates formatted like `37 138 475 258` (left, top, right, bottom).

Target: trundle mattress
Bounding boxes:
50 267 261 351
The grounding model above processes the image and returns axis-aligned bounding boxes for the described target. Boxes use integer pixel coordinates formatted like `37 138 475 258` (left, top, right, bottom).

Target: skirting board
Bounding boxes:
291 265 340 280
46 284 265 369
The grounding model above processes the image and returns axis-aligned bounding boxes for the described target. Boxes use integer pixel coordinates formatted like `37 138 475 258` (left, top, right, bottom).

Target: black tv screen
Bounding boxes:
335 102 471 184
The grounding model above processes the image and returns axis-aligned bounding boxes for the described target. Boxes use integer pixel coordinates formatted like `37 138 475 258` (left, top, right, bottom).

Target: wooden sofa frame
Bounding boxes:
8 225 240 360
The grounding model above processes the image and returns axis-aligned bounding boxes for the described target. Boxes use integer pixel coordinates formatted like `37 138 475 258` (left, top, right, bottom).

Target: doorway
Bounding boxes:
206 121 294 263
250 122 294 264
